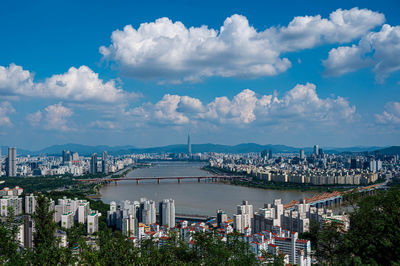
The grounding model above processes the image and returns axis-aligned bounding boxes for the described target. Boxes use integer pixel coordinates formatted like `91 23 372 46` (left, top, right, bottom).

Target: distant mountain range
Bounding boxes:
1 143 398 156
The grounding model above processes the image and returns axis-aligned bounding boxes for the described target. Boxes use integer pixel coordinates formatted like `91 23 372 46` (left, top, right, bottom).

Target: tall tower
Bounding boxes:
187 133 192 156
300 149 305 160
6 147 16 177
313 145 319 156
102 151 108 174
90 153 98 174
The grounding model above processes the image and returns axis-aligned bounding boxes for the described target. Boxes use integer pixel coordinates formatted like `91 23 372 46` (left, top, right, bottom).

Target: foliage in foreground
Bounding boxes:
2 188 400 265
301 187 400 265
0 195 260 265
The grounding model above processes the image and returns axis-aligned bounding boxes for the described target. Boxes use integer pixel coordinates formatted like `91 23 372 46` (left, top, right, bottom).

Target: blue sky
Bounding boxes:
0 0 399 150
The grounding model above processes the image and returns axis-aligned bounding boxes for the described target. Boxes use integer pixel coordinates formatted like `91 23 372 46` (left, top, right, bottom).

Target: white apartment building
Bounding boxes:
141 199 156 225
87 211 101 234
159 199 175 228
78 202 90 224
1 196 23 216
122 214 136 237
25 194 36 214
61 212 74 229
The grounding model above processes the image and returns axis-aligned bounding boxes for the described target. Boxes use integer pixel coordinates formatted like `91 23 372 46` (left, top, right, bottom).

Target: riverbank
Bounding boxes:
202 166 361 192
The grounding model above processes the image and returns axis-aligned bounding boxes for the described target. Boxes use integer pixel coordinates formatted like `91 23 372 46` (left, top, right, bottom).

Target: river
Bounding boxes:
100 161 316 216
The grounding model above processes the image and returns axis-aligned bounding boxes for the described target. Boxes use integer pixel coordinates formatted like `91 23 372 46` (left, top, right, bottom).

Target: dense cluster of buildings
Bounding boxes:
106 198 175 238
228 199 347 235
209 144 399 186
0 186 101 249
1 182 354 264
0 147 133 177
104 196 327 265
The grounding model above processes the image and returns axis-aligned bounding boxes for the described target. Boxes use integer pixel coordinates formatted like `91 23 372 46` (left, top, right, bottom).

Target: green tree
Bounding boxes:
339 189 400 265
0 207 24 265
30 194 63 265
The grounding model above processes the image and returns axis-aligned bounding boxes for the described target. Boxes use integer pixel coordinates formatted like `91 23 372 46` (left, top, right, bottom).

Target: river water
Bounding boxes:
100 161 316 216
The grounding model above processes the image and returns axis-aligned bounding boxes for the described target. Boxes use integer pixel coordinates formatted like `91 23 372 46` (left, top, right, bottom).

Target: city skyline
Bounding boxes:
0 0 399 149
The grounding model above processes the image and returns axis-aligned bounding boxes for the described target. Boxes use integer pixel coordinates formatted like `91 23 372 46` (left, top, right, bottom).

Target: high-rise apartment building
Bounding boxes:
25 194 36 214
217 209 228 228
6 147 16 177
122 214 136 237
159 199 175 228
300 149 305 160
62 150 71 165
0 196 22 216
72 152 79 161
61 212 74 229
90 153 98 174
23 215 34 249
102 151 108 174
313 145 319 156
87 211 100 234
234 200 253 233
233 214 243 233
187 133 192 156
78 202 90 224
140 198 156 225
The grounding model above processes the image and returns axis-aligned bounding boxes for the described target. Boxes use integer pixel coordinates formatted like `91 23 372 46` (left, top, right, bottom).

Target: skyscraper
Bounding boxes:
159 199 175 228
62 150 71 165
25 194 36 214
6 147 16 177
313 145 319 156
235 200 253 233
72 152 79 161
90 153 98 174
299 149 305 160
217 209 228 228
187 133 192 156
140 199 156 225
102 151 108 174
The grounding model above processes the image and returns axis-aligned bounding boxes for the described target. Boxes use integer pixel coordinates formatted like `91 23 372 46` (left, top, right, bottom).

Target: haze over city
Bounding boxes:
0 0 399 150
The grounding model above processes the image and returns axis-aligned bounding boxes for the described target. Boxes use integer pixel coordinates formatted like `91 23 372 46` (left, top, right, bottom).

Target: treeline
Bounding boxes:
0 176 77 194
0 173 109 195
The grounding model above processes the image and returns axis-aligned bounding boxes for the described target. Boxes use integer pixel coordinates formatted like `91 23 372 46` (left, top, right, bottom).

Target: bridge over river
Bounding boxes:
74 175 245 184
77 174 387 210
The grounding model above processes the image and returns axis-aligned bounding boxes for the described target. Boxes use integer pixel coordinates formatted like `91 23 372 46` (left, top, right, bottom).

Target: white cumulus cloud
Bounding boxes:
90 120 116 129
0 102 15 126
375 102 400 125
100 8 384 83
27 103 74 131
128 83 356 128
0 64 133 102
323 24 400 82
26 111 42 126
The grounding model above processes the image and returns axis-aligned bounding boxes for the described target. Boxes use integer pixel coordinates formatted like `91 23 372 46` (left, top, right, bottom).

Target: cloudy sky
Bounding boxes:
0 0 399 150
